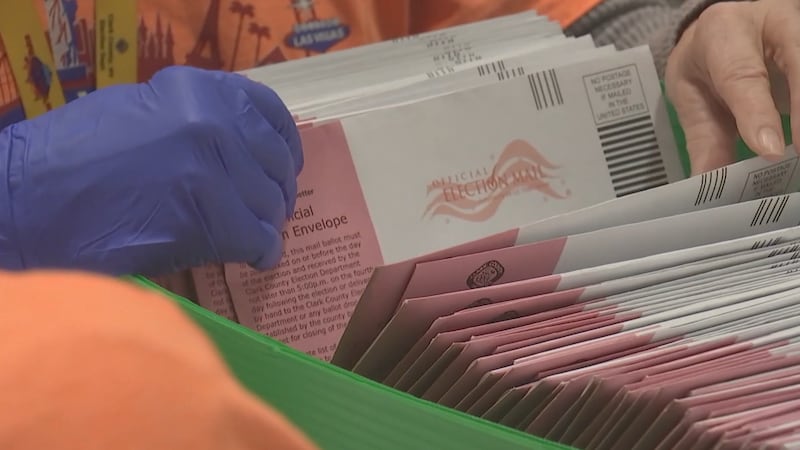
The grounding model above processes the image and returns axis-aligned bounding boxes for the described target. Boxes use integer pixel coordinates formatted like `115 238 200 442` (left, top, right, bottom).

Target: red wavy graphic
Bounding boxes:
424 140 568 222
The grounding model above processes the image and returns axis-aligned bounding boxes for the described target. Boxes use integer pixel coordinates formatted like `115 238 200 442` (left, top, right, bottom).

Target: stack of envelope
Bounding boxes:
177 10 690 364
334 153 800 449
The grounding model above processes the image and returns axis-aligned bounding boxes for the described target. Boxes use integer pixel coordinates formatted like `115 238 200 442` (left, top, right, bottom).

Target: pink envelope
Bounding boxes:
400 236 567 299
334 228 519 370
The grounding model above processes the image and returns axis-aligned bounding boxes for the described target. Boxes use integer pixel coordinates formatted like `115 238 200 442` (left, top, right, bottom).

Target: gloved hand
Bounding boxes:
0 66 302 276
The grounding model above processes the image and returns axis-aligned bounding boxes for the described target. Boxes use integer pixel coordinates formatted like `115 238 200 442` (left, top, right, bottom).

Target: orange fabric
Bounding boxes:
0 270 319 450
404 0 603 34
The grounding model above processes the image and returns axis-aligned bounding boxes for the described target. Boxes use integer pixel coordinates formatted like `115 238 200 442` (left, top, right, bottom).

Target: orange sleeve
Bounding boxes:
0 270 318 450
407 0 605 33
329 0 411 41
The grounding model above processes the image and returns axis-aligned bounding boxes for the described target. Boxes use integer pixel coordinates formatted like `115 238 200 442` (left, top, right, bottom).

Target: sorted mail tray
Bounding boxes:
131 276 571 450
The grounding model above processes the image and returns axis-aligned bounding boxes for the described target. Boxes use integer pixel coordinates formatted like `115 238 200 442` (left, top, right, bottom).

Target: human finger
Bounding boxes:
669 78 738 175
200 181 285 270
224 73 304 175
762 1 800 156
231 87 299 217
220 144 287 233
698 4 785 159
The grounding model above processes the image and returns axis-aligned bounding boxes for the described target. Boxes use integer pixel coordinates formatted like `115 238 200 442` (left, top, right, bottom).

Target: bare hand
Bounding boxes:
665 0 799 175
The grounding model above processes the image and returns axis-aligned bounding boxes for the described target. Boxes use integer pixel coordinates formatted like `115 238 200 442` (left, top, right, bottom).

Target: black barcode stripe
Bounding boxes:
695 172 707 206
597 122 653 141
702 170 712 203
528 70 564 111
695 167 728 206
603 140 660 158
543 71 555 106
614 171 670 189
616 174 670 196
751 198 784 227
496 67 525 82
706 170 720 201
717 167 728 199
769 244 800 257
606 150 662 170
761 195 785 224
764 197 780 224
607 152 663 172
426 66 456 79
597 113 668 196
771 195 790 223
758 199 771 226
610 172 670 196
604 143 660 164
752 237 782 249
705 169 719 204
478 60 512 78
751 199 768 227
607 151 664 170
551 69 563 104
608 158 666 179
528 74 541 110
604 142 661 162
601 130 658 148
601 131 658 152
536 72 547 109
777 195 790 221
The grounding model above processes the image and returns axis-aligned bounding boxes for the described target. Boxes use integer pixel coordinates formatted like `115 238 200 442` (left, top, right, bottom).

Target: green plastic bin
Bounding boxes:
131 277 571 450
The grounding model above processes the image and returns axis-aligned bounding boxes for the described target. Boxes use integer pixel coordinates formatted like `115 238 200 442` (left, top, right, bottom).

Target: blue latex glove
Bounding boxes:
0 66 302 276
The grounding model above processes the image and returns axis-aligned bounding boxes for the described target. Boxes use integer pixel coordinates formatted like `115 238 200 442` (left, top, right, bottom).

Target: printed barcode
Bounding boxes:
476 60 525 81
392 35 416 44
770 254 800 270
751 195 790 227
694 167 727 205
527 69 563 111
497 67 524 81
477 60 506 76
752 237 783 250
426 36 455 48
426 66 457 79
768 244 800 257
597 115 669 197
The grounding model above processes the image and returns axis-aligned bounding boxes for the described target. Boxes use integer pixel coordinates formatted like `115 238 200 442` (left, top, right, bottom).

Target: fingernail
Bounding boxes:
758 127 785 158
